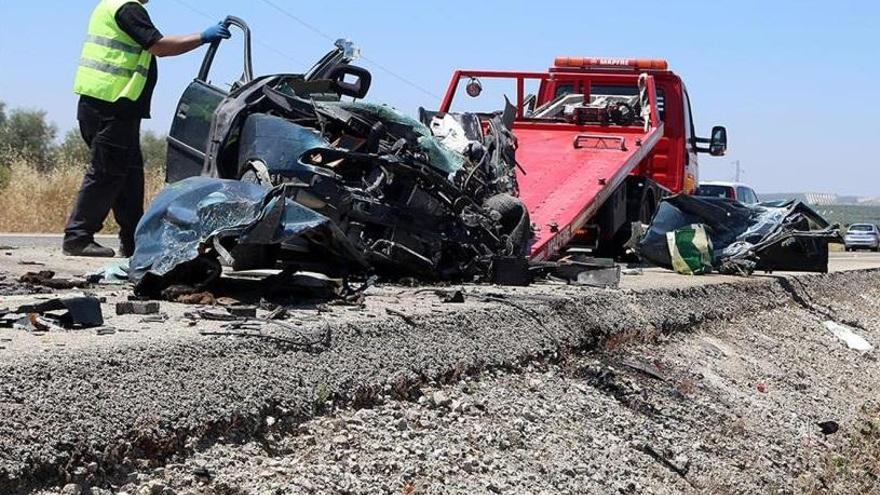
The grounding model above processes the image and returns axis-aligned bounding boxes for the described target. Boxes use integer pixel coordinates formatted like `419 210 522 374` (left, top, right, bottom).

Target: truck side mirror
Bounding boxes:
709 126 728 156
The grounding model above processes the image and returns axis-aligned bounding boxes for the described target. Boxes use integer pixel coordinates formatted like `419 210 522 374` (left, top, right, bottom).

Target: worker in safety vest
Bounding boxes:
64 0 230 257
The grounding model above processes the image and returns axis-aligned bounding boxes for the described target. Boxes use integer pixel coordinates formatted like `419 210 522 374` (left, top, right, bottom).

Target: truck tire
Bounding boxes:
485 194 531 257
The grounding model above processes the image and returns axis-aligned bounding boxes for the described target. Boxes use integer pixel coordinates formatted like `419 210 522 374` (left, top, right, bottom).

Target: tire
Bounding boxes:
484 194 531 257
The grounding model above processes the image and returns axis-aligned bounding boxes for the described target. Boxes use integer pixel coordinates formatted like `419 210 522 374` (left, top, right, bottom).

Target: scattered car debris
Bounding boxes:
19 271 90 290
824 321 873 351
546 255 621 288
635 443 692 483
13 314 54 333
3 296 104 330
18 261 46 267
95 327 118 336
385 308 418 327
0 272 52 296
639 196 841 275
173 291 217 306
139 314 169 324
439 289 466 304
116 301 160 316
621 358 667 381
86 260 130 285
227 305 258 318
817 420 840 436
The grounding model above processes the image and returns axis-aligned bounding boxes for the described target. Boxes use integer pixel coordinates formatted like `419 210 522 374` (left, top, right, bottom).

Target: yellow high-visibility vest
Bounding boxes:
73 0 154 103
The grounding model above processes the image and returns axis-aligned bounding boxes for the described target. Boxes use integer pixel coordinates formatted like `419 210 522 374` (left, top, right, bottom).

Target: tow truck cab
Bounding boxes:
438 57 727 256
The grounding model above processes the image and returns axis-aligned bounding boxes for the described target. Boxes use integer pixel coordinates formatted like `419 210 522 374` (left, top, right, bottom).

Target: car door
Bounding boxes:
166 17 253 183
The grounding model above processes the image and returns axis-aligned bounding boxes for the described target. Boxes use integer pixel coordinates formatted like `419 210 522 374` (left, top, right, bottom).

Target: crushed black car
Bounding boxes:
638 194 842 275
135 18 529 290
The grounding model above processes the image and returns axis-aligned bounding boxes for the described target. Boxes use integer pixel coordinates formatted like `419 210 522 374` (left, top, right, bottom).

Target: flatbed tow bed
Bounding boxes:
514 117 664 260
438 58 727 260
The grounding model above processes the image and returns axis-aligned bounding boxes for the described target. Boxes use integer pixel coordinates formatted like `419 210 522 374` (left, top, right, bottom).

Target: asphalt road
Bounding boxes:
1 233 879 293
0 233 119 249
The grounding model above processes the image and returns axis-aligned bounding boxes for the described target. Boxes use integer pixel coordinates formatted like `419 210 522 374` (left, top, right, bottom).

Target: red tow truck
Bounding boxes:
437 57 728 259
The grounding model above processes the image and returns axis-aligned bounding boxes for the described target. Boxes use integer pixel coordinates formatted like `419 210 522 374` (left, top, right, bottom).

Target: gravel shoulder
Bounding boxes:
0 244 878 493
84 270 880 495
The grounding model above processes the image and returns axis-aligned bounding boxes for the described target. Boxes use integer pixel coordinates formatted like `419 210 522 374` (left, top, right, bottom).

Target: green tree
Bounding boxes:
0 107 57 170
141 130 167 169
0 101 7 127
56 128 91 167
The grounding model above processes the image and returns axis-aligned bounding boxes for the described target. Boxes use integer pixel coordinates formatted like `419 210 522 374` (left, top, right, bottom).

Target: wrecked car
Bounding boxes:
149 18 529 287
638 194 842 275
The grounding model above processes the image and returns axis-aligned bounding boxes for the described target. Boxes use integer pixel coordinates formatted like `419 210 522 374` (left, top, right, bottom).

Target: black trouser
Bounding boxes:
64 104 144 253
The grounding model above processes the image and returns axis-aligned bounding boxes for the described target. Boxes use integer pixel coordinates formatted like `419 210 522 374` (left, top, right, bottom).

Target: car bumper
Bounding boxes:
844 238 879 248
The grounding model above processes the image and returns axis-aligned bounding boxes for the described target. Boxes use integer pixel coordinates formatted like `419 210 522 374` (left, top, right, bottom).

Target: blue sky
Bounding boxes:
1 0 878 195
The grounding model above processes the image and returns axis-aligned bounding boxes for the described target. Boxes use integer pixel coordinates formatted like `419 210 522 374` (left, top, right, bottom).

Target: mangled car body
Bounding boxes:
145 19 528 287
638 195 841 275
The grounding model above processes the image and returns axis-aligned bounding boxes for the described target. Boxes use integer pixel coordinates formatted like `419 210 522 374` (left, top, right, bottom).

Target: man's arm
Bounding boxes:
148 34 203 58
117 5 230 58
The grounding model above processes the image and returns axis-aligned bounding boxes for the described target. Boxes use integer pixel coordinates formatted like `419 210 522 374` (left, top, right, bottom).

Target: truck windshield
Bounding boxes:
695 185 734 199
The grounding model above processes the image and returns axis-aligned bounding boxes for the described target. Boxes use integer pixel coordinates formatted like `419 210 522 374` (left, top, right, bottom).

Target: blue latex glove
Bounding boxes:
201 23 231 44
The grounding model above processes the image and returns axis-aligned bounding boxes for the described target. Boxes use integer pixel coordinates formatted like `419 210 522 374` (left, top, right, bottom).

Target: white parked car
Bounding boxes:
695 181 760 205
844 224 880 252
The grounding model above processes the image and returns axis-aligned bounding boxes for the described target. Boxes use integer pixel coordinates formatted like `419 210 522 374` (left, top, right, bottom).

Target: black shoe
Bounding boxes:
63 242 116 258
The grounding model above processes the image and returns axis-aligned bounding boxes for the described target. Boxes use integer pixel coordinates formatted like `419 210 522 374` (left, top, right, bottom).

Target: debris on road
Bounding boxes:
546 255 622 288
85 260 130 285
439 289 466 304
226 305 258 318
2 296 104 330
115 301 160 316
824 321 873 351
19 270 89 290
817 420 840 436
639 195 841 275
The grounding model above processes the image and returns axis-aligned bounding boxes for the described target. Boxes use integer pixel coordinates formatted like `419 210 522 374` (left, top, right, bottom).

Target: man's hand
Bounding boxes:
149 22 231 58
201 23 232 44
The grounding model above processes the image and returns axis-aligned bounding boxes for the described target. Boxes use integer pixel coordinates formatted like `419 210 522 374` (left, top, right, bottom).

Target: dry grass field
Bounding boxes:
0 154 164 233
